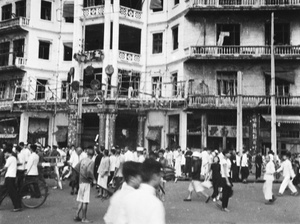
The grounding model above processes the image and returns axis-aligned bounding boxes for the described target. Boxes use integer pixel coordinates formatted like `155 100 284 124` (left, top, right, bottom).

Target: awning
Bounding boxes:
63 2 74 18
262 115 300 124
264 71 295 84
146 128 161 142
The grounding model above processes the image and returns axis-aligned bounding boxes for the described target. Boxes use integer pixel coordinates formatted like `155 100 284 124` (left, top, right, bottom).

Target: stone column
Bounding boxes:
179 111 187 150
137 111 146 147
201 113 207 148
97 110 106 148
107 109 117 150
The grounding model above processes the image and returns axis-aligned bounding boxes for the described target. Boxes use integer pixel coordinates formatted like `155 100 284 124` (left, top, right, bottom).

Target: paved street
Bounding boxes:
0 179 299 224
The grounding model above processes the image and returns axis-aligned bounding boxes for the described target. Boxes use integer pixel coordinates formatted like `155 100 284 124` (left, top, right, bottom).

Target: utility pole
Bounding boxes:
236 71 243 155
271 12 277 158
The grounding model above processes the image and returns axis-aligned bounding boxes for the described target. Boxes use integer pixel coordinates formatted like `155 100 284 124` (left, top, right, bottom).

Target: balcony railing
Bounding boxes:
119 6 142 21
0 17 29 30
83 5 105 18
119 50 141 64
188 95 300 108
188 45 300 57
0 52 26 69
191 0 300 7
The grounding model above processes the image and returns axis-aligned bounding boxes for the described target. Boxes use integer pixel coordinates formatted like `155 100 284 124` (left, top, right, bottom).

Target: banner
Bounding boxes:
208 125 249 138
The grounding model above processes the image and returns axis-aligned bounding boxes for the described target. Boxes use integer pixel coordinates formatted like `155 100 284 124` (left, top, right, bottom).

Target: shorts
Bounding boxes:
188 180 204 193
76 183 91 203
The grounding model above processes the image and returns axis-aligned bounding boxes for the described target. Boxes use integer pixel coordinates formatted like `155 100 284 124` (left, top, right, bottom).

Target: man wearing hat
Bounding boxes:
183 151 210 203
276 151 298 196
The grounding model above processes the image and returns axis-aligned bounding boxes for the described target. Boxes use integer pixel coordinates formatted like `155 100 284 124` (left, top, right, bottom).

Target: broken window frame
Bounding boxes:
216 24 240 46
216 71 237 96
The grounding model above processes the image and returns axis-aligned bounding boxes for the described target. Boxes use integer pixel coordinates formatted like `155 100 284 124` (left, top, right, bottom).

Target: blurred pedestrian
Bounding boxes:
255 152 263 180
263 155 276 205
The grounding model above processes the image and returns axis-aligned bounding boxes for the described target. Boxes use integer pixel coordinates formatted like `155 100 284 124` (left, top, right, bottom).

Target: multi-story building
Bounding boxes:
0 0 73 146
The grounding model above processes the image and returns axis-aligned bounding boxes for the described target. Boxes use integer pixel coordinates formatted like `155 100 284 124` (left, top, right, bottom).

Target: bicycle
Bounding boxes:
0 175 48 209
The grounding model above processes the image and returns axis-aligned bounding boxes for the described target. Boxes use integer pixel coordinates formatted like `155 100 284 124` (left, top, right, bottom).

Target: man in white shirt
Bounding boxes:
263 155 276 204
276 152 298 196
201 148 210 177
16 145 26 190
108 149 117 186
241 150 249 183
0 146 22 211
104 161 142 224
164 148 173 167
124 146 134 162
20 142 31 166
26 145 41 198
114 149 125 188
120 159 165 224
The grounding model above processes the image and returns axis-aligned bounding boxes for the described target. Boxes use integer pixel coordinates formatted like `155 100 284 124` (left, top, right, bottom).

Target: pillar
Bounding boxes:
201 113 207 148
137 111 146 147
107 109 117 150
67 107 77 147
179 111 187 149
222 136 226 150
19 112 29 143
97 110 106 147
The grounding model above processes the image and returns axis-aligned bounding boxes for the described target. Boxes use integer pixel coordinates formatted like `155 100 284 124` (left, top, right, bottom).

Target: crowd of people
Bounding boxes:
0 141 300 223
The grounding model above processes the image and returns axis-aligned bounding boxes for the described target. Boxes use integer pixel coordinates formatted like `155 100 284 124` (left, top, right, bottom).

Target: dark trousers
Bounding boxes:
26 176 41 198
221 178 232 209
255 164 262 179
0 177 22 209
70 171 79 191
211 179 221 199
17 170 26 191
241 167 249 181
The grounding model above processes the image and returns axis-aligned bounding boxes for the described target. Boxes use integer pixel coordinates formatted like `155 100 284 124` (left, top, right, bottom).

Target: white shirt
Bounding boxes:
115 154 125 177
26 152 39 176
124 150 134 162
120 183 165 224
104 183 135 224
17 150 26 170
264 161 275 181
22 147 31 163
201 150 210 166
220 157 231 178
137 155 145 163
241 153 248 167
109 155 117 172
276 159 295 178
69 152 87 168
236 154 241 166
5 156 17 178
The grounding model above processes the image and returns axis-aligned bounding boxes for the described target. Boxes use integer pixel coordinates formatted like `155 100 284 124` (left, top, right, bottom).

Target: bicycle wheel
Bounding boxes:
20 180 48 208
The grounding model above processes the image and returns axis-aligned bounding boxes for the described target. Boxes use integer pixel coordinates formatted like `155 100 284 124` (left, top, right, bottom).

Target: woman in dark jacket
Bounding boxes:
211 156 222 201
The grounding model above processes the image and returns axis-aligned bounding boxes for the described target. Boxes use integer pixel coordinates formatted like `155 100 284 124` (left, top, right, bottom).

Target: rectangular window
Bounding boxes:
0 82 6 99
2 4 12 20
265 23 290 45
0 42 10 66
152 33 163 54
63 2 74 23
13 39 25 57
61 81 67 99
174 0 180 6
152 76 162 98
85 24 104 51
16 0 26 17
39 41 50 60
217 71 237 96
172 26 179 50
265 78 290 96
63 43 73 61
152 0 164 12
41 0 52 21
172 73 178 96
83 0 103 7
216 24 240 46
36 79 48 100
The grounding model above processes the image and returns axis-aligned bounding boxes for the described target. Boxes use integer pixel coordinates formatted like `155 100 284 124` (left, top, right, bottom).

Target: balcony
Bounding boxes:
188 95 300 108
0 17 29 34
0 53 27 72
188 0 300 11
186 45 300 60
119 6 142 22
83 5 105 19
118 50 141 65
0 100 13 111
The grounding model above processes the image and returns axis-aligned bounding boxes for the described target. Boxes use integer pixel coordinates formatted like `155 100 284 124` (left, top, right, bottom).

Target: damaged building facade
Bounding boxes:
69 0 300 154
0 0 73 146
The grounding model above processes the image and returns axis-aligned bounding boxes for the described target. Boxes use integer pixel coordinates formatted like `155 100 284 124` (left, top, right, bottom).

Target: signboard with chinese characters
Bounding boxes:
208 125 249 138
